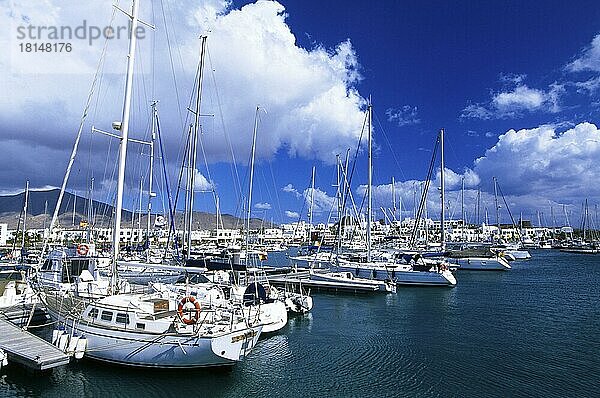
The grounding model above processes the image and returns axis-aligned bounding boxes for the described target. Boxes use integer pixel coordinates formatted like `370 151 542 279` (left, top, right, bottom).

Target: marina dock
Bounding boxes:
0 318 70 370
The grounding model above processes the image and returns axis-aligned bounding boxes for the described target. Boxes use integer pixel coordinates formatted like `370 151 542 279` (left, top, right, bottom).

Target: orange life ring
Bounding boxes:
77 244 89 256
177 296 201 325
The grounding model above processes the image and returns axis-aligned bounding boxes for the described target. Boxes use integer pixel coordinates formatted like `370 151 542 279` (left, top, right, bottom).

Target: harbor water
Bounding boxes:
1 249 599 397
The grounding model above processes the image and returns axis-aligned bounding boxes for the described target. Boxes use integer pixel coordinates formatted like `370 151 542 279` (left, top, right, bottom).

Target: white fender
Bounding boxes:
74 337 87 360
0 349 7 367
67 335 79 355
52 329 61 345
284 297 297 312
58 332 69 352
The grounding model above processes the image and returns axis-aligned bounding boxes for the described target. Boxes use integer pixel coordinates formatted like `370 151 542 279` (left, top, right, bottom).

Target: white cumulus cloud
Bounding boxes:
255 202 271 210
303 187 336 214
462 83 564 120
190 1 366 163
0 0 368 192
285 210 299 218
567 33 600 73
282 183 300 197
492 85 546 111
385 105 420 127
357 123 600 223
364 167 480 215
473 122 600 202
193 169 214 191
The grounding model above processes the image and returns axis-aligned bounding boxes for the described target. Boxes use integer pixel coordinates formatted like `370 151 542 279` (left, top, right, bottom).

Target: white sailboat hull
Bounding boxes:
46 306 261 368
335 262 456 287
249 300 288 333
310 271 396 292
448 257 511 270
503 250 531 260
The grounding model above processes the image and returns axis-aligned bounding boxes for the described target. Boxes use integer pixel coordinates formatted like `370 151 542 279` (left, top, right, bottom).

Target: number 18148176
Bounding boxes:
19 42 72 53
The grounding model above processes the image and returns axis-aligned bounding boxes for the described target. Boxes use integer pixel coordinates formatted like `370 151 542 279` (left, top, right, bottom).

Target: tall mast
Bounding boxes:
391 176 396 221
493 176 500 242
309 165 315 242
461 176 465 242
215 195 220 246
86 177 94 243
147 102 156 260
185 35 208 257
336 155 342 224
398 192 403 227
413 183 417 219
342 149 350 252
367 100 373 262
519 211 524 231
476 188 481 241
584 198 588 241
43 200 48 234
21 180 29 259
335 155 342 259
440 129 445 251
112 0 141 283
246 107 260 263
137 177 143 240
183 124 193 250
87 178 94 243
594 204 598 236
72 190 77 226
476 188 481 225
424 188 429 243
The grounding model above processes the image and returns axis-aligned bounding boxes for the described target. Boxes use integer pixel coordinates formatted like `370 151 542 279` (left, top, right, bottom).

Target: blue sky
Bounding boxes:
2 0 600 227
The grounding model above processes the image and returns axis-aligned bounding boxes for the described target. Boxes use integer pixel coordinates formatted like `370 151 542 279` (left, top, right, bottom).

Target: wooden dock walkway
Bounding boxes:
0 318 70 370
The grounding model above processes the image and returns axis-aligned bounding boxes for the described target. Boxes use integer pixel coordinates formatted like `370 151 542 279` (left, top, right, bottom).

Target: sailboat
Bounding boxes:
445 177 511 271
37 0 262 367
231 106 288 331
560 199 599 254
0 181 48 327
333 105 456 287
288 166 337 268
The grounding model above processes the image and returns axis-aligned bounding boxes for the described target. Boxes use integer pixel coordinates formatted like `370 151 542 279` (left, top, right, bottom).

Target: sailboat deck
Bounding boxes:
267 271 384 294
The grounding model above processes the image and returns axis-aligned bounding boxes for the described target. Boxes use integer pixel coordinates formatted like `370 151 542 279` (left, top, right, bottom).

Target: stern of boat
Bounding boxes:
211 325 263 362
441 269 457 286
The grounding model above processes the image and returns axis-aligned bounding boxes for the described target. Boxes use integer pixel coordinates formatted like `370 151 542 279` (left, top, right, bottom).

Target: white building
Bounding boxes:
0 223 7 246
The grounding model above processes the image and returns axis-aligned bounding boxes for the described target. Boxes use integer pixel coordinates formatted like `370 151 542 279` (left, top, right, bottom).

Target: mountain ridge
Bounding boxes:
0 189 273 230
